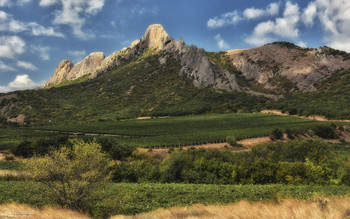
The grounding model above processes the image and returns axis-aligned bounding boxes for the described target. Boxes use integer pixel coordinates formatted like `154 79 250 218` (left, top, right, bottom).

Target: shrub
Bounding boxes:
14 141 33 158
313 125 338 139
5 155 14 161
226 136 237 146
270 128 283 140
96 137 136 160
22 140 113 211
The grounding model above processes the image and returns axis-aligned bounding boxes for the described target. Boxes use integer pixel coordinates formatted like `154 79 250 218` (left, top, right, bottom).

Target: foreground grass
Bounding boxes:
34 113 330 147
0 203 89 219
112 198 350 219
1 181 350 217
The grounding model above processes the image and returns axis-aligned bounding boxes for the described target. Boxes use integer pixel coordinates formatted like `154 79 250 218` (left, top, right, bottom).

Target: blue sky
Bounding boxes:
0 0 349 93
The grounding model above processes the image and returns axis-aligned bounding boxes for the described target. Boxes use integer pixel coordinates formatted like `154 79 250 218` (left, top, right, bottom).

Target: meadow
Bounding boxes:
34 113 330 148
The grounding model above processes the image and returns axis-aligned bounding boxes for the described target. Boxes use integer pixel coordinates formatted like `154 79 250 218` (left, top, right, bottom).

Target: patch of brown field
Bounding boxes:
0 203 90 219
137 137 279 159
111 198 350 219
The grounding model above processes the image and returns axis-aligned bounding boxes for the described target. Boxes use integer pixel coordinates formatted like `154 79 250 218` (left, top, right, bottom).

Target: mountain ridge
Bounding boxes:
1 24 350 124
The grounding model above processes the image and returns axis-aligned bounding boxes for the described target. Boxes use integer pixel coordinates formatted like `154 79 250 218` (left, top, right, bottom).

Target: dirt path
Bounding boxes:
261 110 350 123
137 136 274 158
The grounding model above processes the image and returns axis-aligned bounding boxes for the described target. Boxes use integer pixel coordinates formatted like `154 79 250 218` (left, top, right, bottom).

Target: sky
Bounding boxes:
0 0 350 93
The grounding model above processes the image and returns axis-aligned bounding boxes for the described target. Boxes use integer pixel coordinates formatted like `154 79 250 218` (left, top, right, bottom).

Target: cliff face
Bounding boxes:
44 60 73 87
44 24 240 91
227 43 350 91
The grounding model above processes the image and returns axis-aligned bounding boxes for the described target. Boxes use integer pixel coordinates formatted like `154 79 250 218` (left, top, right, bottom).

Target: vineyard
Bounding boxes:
35 113 331 147
1 181 350 217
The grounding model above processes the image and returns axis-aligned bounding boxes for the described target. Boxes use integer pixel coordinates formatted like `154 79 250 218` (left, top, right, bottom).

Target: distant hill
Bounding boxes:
1 24 350 124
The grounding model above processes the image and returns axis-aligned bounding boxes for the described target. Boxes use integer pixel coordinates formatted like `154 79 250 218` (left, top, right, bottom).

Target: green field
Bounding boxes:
1 181 350 217
35 113 331 147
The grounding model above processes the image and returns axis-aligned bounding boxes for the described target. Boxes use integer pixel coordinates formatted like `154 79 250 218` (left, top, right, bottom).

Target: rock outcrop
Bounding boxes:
44 60 73 87
44 24 240 91
227 43 350 91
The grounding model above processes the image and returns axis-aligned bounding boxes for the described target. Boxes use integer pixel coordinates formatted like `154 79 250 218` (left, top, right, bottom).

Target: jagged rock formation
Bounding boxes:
44 24 240 91
227 43 350 91
44 60 73 87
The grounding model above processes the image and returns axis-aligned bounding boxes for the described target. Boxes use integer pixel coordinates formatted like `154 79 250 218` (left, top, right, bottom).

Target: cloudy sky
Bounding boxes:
0 0 349 93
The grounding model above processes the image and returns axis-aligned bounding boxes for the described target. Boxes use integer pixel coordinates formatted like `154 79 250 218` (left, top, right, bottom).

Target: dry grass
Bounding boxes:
112 198 350 219
0 203 90 219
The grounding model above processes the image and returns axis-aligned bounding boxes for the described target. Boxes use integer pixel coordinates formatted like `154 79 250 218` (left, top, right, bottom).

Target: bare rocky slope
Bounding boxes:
227 42 350 92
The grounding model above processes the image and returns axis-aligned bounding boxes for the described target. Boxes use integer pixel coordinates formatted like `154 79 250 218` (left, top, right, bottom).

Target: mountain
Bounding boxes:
44 24 240 92
1 24 350 124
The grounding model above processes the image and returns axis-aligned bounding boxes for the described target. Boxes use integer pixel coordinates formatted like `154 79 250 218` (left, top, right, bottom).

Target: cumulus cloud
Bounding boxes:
39 0 106 39
246 1 300 46
214 34 230 50
0 74 38 93
8 74 36 90
311 0 350 52
208 2 280 28
302 2 317 26
0 10 64 37
0 35 25 59
17 61 37 71
207 11 241 28
243 2 279 19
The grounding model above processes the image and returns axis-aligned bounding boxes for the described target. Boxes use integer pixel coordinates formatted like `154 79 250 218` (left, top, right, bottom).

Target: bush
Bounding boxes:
14 141 33 158
96 137 136 160
22 140 113 211
5 155 14 161
313 125 338 139
226 136 237 146
270 128 283 140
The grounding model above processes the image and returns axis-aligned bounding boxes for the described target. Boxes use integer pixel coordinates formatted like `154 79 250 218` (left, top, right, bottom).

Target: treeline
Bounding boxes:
113 139 349 185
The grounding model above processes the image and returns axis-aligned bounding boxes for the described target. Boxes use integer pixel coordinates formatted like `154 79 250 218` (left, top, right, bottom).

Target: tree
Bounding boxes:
226 136 237 146
22 140 113 211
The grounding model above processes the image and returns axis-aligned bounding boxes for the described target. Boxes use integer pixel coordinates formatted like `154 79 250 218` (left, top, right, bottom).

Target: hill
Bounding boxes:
0 24 350 124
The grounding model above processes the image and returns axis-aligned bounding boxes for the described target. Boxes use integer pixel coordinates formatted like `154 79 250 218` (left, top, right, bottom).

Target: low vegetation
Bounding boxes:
112 198 350 219
34 113 329 148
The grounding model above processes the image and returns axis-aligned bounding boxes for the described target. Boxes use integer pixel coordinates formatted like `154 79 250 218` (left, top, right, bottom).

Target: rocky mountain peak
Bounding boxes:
141 24 173 50
44 59 73 87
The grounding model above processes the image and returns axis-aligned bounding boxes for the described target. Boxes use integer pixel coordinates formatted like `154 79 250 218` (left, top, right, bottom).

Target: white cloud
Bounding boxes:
31 46 50 60
297 41 307 48
246 1 300 46
0 35 25 59
0 0 9 7
302 2 317 26
207 11 241 29
17 61 37 71
243 8 265 20
8 74 36 90
40 0 106 39
311 0 350 52
0 10 64 37
267 3 280 16
0 74 39 93
0 60 16 71
214 34 230 50
243 3 280 20
0 0 31 7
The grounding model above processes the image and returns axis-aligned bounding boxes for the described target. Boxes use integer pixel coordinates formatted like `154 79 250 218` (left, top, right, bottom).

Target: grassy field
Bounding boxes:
34 113 331 147
1 181 350 217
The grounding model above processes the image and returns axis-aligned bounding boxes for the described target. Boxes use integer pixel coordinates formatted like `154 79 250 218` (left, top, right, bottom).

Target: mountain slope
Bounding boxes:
1 24 350 124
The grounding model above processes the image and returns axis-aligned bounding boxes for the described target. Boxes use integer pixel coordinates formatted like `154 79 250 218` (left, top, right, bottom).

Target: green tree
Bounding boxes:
22 140 113 211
